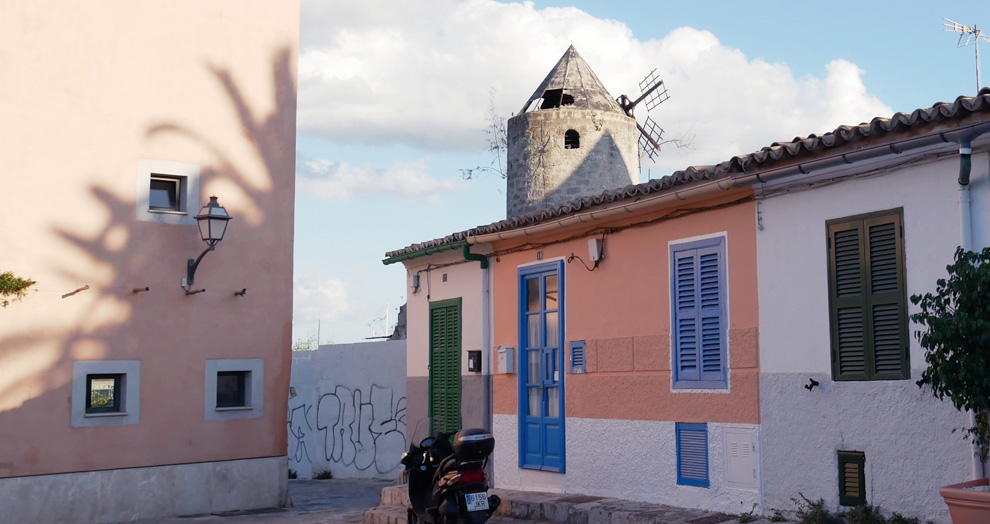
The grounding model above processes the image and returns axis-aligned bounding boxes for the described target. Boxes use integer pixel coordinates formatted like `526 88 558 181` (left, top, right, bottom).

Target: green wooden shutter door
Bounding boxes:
830 223 868 379
429 299 461 434
828 210 908 381
865 217 909 379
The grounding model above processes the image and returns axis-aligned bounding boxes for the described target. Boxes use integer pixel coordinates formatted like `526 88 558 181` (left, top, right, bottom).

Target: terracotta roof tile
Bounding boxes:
385 88 990 260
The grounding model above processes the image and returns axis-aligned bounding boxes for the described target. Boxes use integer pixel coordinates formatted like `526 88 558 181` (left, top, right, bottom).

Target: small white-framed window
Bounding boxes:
205 359 264 421
136 159 200 225
149 175 182 211
71 360 141 428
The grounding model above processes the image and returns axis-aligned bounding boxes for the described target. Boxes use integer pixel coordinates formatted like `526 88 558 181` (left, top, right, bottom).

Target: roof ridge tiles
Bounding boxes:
384 88 990 260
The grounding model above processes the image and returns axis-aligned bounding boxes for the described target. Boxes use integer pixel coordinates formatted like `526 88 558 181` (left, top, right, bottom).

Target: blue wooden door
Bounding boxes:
518 262 565 472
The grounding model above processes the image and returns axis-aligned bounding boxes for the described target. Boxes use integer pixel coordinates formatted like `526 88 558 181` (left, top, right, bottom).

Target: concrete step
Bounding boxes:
367 484 792 524
364 504 521 524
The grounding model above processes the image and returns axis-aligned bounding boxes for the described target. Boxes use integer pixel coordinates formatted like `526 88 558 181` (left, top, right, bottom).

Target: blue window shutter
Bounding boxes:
697 246 724 382
570 341 586 374
676 423 709 488
672 238 726 388
674 251 700 381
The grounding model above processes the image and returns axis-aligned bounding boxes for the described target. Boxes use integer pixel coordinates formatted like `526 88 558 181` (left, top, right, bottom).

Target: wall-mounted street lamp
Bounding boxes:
182 196 232 294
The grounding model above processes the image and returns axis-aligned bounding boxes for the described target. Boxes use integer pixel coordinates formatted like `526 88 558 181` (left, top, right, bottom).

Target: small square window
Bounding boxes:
72 360 140 427
205 359 264 421
216 371 249 408
149 176 182 211
86 374 123 414
136 159 200 225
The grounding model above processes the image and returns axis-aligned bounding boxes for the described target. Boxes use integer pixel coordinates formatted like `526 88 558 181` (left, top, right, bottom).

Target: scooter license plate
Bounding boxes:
464 491 489 511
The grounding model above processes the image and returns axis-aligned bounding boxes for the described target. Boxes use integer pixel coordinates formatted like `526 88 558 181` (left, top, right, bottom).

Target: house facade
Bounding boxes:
384 245 493 443
480 185 763 512
385 45 990 520
387 183 765 512
0 2 299 522
752 93 990 522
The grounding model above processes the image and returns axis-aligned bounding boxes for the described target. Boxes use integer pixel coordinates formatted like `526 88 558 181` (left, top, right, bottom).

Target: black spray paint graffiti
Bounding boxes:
288 384 406 475
287 403 313 465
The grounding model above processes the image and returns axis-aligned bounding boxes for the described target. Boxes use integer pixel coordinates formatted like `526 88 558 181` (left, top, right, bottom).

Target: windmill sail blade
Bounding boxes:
638 69 670 112
637 116 665 161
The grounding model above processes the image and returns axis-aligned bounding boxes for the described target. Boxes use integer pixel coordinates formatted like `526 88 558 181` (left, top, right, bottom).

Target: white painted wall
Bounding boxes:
492 414 762 515
756 154 980 523
0 457 287 524
287 341 406 480
404 251 487 378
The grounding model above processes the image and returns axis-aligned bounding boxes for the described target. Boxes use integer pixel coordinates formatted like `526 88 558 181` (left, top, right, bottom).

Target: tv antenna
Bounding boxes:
944 18 990 93
617 68 670 161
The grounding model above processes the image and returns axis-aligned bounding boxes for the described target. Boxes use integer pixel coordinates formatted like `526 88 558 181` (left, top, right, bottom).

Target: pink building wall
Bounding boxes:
0 1 298 516
491 194 760 424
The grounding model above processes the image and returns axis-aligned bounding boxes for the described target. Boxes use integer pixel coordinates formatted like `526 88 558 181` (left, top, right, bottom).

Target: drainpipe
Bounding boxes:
959 142 973 253
957 141 986 480
462 244 492 433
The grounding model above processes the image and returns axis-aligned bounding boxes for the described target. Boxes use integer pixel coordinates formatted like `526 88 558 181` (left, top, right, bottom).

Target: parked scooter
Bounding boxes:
400 426 501 524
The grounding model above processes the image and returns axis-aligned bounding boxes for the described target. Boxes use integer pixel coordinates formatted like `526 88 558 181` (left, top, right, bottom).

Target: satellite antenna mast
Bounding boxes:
944 18 990 93
617 68 670 161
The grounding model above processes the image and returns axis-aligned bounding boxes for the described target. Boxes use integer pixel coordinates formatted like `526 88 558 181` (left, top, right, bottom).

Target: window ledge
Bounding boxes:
148 209 188 216
215 406 253 412
672 381 729 392
84 412 128 418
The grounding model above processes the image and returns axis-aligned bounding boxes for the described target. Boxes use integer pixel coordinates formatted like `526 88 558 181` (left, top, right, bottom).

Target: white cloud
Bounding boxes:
298 0 892 173
293 275 351 325
296 156 467 204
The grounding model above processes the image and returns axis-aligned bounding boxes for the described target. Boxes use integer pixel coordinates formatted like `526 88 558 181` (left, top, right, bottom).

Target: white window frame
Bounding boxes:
71 360 141 428
136 159 200 225
205 359 264 421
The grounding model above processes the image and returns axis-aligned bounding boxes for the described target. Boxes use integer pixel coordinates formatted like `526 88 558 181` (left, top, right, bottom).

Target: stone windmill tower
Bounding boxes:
506 45 649 218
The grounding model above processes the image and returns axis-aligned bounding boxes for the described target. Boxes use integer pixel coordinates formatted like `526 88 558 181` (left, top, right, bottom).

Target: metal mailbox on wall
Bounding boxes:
496 345 514 374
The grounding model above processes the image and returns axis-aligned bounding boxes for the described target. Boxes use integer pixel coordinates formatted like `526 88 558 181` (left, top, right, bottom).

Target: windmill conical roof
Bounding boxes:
518 45 625 114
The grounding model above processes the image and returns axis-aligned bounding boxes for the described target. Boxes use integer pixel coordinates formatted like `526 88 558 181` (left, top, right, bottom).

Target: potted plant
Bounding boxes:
911 246 990 524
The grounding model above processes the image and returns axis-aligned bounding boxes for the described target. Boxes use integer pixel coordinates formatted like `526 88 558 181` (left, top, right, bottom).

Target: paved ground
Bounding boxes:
141 478 393 524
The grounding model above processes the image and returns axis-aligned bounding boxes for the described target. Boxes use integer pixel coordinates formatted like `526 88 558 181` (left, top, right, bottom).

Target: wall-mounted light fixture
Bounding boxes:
182 196 232 294
411 274 421 293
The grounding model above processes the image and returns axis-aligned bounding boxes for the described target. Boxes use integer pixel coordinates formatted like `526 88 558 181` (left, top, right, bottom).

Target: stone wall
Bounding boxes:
506 109 639 217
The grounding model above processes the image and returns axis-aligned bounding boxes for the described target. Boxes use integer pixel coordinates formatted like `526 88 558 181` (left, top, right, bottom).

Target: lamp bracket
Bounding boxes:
183 245 215 291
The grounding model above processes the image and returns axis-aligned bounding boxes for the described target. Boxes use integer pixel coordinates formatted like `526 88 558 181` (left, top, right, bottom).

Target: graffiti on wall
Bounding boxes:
288 384 406 475
287 403 314 465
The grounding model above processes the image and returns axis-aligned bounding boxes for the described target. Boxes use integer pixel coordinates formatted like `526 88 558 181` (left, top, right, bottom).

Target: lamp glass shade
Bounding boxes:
195 196 232 245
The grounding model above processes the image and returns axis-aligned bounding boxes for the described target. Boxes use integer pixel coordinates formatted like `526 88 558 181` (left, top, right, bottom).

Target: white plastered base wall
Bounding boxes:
492 414 761 515
0 456 288 524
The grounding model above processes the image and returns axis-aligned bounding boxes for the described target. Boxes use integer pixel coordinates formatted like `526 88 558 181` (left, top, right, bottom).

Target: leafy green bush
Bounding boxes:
313 469 333 480
911 247 990 461
845 503 886 524
0 271 35 308
793 494 843 524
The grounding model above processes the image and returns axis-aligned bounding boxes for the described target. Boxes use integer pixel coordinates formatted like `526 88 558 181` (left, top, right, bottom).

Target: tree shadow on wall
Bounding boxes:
0 47 296 479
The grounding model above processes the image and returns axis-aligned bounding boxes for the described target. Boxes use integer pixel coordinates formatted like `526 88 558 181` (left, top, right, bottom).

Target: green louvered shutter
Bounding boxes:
838 451 866 506
828 210 908 381
429 298 462 434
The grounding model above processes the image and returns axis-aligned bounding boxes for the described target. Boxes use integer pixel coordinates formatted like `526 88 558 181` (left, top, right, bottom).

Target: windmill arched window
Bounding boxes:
564 129 580 149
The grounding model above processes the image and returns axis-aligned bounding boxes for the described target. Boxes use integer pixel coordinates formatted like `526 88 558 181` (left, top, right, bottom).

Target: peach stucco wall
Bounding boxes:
492 194 760 424
0 2 298 477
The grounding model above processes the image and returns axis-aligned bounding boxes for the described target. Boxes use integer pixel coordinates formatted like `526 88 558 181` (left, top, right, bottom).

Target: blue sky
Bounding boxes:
292 0 989 345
